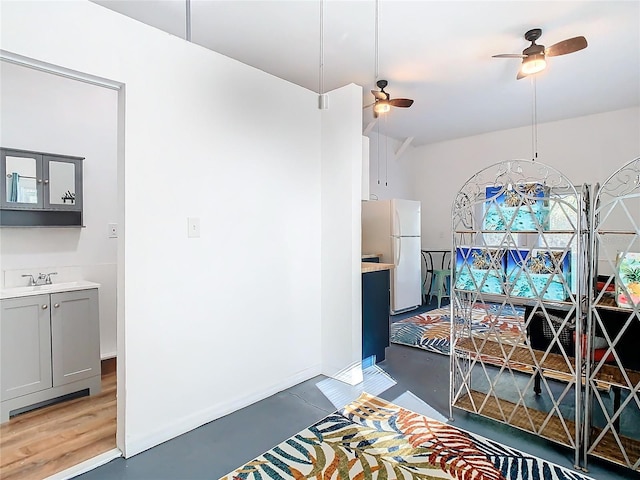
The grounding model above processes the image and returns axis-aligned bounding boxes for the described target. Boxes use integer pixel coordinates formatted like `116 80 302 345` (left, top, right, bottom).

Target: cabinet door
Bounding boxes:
0 295 52 401
362 270 391 363
0 148 44 209
50 289 100 387
43 156 83 211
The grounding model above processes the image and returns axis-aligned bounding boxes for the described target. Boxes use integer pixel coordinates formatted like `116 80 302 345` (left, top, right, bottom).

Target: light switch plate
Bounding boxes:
108 223 118 238
187 217 200 238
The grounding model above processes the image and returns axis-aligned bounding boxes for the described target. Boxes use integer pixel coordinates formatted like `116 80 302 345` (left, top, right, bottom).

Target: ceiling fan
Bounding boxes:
493 28 588 79
368 80 414 117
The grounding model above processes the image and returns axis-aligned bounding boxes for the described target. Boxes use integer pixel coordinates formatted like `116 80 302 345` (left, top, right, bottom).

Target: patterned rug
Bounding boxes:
390 304 607 389
390 303 525 355
220 392 592 480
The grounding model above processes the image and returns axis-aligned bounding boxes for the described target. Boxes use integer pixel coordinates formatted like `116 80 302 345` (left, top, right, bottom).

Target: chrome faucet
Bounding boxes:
40 272 58 285
21 272 57 286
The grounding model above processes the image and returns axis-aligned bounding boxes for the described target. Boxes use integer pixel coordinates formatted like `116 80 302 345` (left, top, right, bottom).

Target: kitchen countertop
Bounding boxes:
1 280 101 300
361 262 394 274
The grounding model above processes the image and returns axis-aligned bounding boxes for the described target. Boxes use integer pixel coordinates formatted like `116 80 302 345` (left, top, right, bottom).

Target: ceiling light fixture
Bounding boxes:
373 0 388 186
520 53 546 75
373 100 390 114
373 0 380 95
185 0 191 42
318 0 328 109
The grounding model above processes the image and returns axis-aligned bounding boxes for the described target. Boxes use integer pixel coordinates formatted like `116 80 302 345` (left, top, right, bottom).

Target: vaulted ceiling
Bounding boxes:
92 1 639 146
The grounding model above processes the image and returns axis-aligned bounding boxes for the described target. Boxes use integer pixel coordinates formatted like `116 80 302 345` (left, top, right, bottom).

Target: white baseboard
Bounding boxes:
124 363 322 458
44 448 121 480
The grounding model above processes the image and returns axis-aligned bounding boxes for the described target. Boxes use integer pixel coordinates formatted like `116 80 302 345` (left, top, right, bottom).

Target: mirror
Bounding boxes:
5 156 38 204
49 161 76 205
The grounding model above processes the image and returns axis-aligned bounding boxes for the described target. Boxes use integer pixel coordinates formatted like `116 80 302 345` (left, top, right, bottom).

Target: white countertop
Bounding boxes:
0 281 101 299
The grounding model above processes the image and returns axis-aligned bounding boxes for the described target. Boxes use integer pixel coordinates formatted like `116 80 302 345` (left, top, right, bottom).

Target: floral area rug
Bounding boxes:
390 303 525 355
390 303 533 372
219 392 592 480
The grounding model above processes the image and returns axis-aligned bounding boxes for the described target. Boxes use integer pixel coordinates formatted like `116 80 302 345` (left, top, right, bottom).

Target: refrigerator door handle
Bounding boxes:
395 236 401 265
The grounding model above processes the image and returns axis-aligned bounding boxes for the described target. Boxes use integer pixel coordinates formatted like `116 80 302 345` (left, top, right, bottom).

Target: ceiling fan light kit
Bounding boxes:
369 79 414 117
373 100 391 114
521 53 547 75
494 28 587 79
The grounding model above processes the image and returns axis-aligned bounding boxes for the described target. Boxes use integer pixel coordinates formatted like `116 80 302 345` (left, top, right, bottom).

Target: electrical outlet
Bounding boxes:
187 217 200 238
108 223 118 238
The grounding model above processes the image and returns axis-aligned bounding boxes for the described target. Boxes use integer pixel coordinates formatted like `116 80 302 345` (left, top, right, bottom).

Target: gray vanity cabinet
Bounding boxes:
0 294 53 401
0 288 100 422
51 289 101 387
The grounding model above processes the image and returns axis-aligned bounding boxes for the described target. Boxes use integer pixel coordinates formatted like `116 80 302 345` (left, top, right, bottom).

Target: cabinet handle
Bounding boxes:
42 304 48 309
37 179 43 184
54 303 60 308
44 179 49 185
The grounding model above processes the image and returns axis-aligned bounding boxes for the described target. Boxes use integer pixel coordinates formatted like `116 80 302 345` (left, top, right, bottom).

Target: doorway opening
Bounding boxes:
0 52 125 479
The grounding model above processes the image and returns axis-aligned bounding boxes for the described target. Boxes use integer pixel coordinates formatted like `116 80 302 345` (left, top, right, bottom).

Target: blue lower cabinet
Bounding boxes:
362 269 390 364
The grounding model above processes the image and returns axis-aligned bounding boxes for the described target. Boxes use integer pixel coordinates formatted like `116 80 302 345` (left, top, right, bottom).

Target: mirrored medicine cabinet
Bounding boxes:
1 148 84 226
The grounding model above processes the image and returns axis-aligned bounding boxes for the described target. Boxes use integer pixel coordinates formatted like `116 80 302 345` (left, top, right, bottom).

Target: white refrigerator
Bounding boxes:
362 199 422 314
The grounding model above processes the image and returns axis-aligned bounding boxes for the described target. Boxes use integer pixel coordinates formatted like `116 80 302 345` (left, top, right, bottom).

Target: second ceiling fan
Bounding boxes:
493 28 588 79
370 80 414 118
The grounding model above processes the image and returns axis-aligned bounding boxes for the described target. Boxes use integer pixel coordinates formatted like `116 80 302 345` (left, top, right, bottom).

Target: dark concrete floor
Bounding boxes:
76 302 636 480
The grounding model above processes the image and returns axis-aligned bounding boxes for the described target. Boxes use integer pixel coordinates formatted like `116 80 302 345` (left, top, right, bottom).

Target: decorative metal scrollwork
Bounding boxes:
598 157 640 200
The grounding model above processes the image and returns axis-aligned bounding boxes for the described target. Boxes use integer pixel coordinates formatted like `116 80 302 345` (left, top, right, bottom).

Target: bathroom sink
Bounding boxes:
0 281 101 299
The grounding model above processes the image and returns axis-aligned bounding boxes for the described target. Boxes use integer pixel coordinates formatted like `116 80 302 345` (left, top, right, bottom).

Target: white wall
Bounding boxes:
321 84 363 377
407 107 640 250
0 62 118 358
1 0 362 457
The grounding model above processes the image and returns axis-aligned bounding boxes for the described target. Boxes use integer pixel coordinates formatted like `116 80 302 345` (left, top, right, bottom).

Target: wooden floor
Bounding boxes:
0 362 117 480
